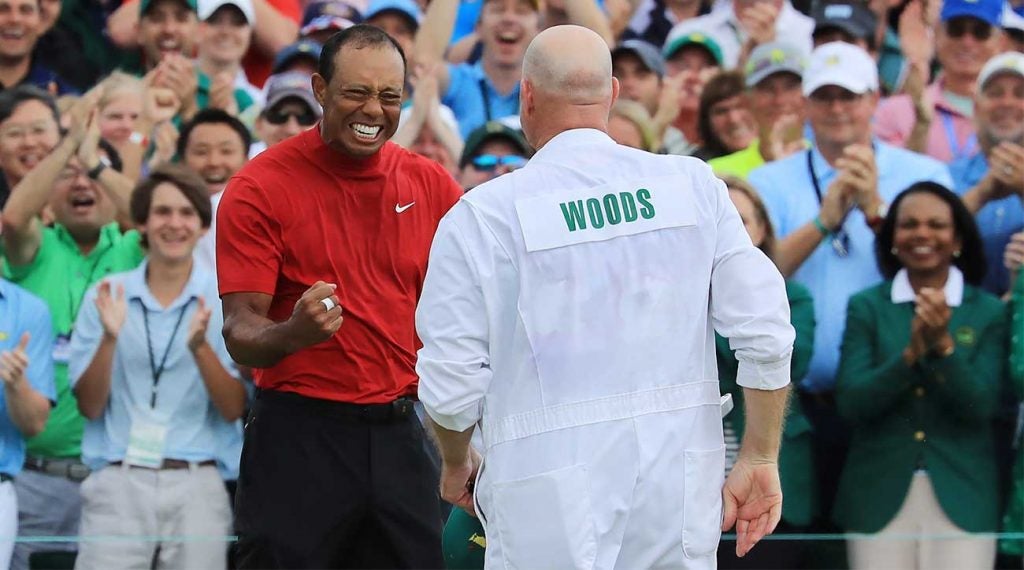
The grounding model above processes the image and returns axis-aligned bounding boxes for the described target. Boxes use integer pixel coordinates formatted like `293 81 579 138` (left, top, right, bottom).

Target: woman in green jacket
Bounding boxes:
715 176 816 570
836 181 1006 570
1002 267 1023 561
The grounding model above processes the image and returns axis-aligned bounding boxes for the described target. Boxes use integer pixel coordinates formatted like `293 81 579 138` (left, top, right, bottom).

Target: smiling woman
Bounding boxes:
835 181 1006 570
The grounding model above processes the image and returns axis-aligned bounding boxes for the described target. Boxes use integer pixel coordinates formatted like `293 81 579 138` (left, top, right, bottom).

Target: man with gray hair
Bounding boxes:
417 24 794 568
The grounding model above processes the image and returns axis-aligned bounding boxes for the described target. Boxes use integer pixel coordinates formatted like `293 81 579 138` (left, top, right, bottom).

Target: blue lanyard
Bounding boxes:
939 110 976 161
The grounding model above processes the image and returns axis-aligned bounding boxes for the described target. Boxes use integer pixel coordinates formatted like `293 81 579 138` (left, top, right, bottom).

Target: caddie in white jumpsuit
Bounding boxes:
416 26 796 570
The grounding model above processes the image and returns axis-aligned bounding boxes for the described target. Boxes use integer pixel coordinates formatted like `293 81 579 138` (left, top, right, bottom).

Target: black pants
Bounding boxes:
234 390 444 569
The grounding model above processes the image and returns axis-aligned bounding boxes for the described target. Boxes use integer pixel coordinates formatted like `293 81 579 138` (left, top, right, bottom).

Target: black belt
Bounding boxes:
109 459 217 470
0 473 12 482
257 389 416 423
23 456 91 482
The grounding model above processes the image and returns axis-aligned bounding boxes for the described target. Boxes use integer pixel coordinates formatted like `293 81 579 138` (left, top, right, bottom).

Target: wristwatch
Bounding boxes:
86 161 106 180
865 201 888 231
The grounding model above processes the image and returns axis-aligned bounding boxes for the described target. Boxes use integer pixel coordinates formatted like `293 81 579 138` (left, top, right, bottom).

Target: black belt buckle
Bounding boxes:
391 398 414 419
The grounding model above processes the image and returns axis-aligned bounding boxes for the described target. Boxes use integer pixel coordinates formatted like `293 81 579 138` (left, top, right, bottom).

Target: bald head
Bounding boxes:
523 25 613 104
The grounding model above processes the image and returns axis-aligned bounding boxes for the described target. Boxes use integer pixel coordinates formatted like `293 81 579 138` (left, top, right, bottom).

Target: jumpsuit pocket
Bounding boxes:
681 446 725 559
491 464 597 570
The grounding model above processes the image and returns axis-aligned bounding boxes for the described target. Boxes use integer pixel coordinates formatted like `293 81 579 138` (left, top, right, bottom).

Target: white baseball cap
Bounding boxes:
198 0 255 24
802 41 878 97
976 51 1024 91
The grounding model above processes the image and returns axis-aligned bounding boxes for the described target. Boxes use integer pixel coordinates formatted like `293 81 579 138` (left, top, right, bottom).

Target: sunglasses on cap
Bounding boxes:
471 154 527 171
264 109 318 126
945 18 994 40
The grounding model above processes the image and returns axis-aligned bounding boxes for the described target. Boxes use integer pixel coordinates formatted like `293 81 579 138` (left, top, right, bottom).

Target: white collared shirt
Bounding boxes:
890 266 964 307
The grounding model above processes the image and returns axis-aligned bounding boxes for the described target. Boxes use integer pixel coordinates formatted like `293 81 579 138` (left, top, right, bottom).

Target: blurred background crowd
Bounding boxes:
0 0 1021 567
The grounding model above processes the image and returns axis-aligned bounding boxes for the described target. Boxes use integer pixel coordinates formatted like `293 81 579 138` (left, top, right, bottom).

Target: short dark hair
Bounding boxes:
875 181 987 285
317 24 406 85
177 108 252 158
0 85 60 126
131 163 212 248
697 70 747 159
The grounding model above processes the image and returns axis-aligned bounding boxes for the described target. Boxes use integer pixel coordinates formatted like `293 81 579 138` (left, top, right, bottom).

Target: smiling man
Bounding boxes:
216 24 463 569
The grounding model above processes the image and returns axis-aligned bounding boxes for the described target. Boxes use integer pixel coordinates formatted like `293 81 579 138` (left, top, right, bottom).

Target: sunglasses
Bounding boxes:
945 18 993 41
471 154 527 171
264 109 318 126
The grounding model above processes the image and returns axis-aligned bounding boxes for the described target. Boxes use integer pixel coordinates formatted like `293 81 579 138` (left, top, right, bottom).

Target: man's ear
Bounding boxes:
312 74 327 108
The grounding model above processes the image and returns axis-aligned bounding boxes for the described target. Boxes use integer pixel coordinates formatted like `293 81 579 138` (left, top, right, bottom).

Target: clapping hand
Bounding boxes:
187 296 212 352
738 1 780 45
834 144 881 216
95 281 127 340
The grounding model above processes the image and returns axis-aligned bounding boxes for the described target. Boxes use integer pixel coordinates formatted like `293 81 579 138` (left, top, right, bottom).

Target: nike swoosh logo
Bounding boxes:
395 201 416 213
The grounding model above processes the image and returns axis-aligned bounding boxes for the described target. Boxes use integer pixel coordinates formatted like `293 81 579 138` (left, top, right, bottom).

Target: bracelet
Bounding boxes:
129 131 149 147
812 216 831 237
86 161 106 180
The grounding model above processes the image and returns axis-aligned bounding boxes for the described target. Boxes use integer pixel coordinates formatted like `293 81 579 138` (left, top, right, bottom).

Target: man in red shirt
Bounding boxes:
216 24 462 569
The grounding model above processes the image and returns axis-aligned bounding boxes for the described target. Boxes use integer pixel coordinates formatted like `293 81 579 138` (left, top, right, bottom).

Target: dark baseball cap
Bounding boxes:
459 121 532 168
263 72 321 117
301 0 362 35
612 39 666 78
272 39 323 74
812 0 877 41
140 0 196 17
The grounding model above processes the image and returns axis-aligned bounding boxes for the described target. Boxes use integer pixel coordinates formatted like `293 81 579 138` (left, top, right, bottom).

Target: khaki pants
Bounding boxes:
848 472 995 570
75 463 231 570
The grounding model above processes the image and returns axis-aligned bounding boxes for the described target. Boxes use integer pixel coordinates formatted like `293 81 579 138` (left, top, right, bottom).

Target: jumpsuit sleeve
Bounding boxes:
416 202 493 432
706 171 795 391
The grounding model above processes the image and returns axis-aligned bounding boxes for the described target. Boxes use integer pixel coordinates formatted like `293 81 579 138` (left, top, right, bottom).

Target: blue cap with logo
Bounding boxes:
364 0 422 27
272 39 323 74
940 0 1003 26
301 0 362 35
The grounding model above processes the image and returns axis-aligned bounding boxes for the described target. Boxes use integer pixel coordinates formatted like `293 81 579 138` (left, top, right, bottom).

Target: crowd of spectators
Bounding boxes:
0 0 1020 567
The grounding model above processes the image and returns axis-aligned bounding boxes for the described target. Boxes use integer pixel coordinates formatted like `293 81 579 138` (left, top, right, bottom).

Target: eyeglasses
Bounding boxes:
945 18 993 41
263 109 318 126
471 154 527 171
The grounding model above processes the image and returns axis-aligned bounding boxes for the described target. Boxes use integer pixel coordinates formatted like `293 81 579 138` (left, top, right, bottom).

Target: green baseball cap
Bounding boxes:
140 0 197 17
662 24 724 66
459 121 532 169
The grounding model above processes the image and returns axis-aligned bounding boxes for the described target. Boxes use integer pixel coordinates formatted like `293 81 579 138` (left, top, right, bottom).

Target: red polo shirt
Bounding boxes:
217 128 463 403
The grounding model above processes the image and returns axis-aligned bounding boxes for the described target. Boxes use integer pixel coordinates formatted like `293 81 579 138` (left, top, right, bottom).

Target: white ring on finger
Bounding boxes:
320 297 336 312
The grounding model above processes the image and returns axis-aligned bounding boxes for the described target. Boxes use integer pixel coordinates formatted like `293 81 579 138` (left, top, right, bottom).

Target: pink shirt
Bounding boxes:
873 79 977 164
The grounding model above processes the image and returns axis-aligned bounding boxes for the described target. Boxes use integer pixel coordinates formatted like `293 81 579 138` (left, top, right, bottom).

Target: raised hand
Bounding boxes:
0 333 30 387
188 296 213 352
990 142 1024 198
77 109 103 170
208 72 239 117
835 144 880 215
95 281 128 339
738 1 780 45
142 86 181 126
286 281 344 350
915 287 951 349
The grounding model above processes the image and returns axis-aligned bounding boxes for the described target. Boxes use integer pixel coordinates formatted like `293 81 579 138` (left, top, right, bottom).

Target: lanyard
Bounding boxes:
939 110 976 161
136 297 193 409
806 150 850 257
66 244 114 330
477 78 493 123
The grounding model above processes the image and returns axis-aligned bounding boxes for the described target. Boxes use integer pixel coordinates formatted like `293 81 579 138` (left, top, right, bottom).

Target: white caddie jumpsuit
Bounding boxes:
417 129 795 570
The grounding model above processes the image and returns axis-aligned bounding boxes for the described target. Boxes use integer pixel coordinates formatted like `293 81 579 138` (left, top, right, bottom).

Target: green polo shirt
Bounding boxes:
707 141 766 181
2 223 145 458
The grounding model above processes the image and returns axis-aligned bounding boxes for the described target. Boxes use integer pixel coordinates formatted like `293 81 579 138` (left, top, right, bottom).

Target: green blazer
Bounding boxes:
716 280 816 526
834 281 1007 533
1002 271 1024 555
